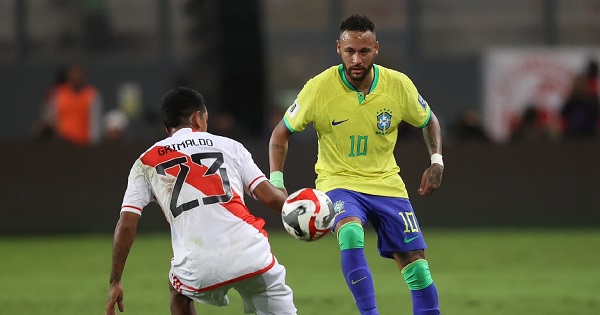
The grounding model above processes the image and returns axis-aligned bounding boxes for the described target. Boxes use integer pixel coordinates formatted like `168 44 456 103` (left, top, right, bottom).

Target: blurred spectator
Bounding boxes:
116 81 142 120
560 60 600 138
586 60 599 98
511 105 550 142
31 66 68 141
39 63 104 146
104 109 129 142
560 61 600 137
455 109 488 143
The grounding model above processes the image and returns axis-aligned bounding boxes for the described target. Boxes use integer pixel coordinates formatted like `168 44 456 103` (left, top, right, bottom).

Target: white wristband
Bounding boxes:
430 153 444 166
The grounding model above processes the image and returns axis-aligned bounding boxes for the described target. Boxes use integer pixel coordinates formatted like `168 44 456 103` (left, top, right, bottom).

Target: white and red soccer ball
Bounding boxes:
281 188 335 241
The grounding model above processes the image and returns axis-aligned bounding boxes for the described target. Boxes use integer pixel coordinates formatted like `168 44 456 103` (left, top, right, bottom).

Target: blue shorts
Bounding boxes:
327 188 427 258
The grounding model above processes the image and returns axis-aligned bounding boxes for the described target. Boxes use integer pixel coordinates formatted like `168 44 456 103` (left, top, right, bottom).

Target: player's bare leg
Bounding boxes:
393 250 440 315
393 249 425 268
335 216 379 315
169 282 197 315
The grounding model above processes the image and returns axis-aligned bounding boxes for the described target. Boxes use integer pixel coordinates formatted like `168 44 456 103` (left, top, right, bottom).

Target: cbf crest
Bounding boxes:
333 200 345 217
376 109 392 135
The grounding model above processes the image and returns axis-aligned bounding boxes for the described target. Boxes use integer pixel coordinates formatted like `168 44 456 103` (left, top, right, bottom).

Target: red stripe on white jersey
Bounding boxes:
248 175 266 191
172 255 275 293
121 205 143 212
139 144 268 237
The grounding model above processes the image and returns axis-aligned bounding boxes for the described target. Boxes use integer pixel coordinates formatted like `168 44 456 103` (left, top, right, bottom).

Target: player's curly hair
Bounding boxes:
340 14 375 33
162 87 207 129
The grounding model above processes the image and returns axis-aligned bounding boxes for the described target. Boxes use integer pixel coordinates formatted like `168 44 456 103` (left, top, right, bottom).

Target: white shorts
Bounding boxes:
169 259 297 315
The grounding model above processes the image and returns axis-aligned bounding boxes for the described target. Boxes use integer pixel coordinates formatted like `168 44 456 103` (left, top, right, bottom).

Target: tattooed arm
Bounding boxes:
268 119 293 194
418 111 444 196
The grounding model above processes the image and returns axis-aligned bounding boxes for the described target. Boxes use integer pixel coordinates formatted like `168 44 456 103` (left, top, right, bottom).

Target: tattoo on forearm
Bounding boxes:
423 123 442 155
270 143 288 159
426 131 439 153
269 143 286 151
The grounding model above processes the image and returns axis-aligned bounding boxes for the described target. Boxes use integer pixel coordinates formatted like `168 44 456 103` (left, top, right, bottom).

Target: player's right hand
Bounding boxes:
106 283 125 315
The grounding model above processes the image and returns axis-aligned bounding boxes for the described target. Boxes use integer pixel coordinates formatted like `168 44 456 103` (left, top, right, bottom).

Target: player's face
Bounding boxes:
337 30 379 82
67 64 86 88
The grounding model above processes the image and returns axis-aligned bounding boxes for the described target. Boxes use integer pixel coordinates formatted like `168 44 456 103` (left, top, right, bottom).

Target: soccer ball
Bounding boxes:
281 188 335 241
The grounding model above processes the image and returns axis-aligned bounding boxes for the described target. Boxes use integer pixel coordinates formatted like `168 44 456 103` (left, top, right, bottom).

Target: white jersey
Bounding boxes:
121 128 273 292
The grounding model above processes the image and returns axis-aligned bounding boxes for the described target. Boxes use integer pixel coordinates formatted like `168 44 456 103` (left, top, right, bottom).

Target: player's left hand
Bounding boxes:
418 164 443 196
106 283 125 315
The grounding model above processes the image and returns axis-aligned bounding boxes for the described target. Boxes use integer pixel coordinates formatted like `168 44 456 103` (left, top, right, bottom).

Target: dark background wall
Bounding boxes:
2 138 598 235
4 0 598 142
1 1 599 234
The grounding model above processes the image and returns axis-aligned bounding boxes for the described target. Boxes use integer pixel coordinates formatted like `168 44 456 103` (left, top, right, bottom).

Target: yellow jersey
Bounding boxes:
283 64 431 198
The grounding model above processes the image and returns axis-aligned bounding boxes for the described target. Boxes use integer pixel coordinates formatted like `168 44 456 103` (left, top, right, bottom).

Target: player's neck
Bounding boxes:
347 70 374 94
167 125 197 136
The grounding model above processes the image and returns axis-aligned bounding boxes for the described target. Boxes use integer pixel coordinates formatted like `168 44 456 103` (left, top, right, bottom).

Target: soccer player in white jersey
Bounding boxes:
106 87 297 315
269 15 443 315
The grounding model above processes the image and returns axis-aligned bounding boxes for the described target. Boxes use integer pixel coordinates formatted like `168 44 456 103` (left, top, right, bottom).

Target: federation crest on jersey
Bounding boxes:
418 94 428 109
333 200 345 216
376 109 392 135
287 99 300 119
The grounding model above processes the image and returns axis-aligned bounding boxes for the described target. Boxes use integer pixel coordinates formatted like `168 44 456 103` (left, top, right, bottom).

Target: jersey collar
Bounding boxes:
338 64 379 104
170 127 200 137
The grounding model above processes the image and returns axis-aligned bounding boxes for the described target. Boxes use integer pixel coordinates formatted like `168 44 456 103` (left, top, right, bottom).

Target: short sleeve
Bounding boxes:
121 159 152 216
400 76 432 128
283 80 318 133
237 143 268 198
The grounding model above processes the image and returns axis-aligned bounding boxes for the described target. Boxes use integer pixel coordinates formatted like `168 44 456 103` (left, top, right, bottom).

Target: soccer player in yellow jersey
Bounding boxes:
269 15 443 315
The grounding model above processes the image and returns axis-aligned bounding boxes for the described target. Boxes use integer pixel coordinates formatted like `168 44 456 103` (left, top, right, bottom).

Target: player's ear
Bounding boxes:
336 40 341 54
195 110 208 132
374 41 379 56
189 111 201 130
163 122 172 136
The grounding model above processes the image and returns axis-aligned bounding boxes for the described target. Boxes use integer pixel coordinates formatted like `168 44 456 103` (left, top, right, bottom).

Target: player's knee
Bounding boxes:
337 222 364 250
401 259 434 291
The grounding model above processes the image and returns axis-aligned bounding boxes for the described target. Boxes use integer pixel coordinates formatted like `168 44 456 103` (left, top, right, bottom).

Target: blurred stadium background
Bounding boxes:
1 0 598 232
0 0 599 314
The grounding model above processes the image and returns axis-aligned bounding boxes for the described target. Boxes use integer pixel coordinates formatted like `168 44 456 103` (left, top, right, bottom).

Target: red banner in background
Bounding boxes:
483 47 600 143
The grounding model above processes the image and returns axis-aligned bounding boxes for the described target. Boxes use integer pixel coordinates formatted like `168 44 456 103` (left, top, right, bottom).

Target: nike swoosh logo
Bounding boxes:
331 119 349 126
404 236 420 243
351 276 367 285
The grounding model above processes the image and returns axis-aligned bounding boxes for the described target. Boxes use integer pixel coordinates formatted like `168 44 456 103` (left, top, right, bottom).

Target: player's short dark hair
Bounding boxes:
340 14 375 33
161 87 207 129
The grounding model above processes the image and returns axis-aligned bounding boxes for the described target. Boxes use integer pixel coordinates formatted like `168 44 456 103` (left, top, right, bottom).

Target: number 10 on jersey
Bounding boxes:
348 135 368 157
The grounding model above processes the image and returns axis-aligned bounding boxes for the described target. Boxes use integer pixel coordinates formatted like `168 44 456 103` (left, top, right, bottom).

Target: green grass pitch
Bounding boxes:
0 229 598 314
